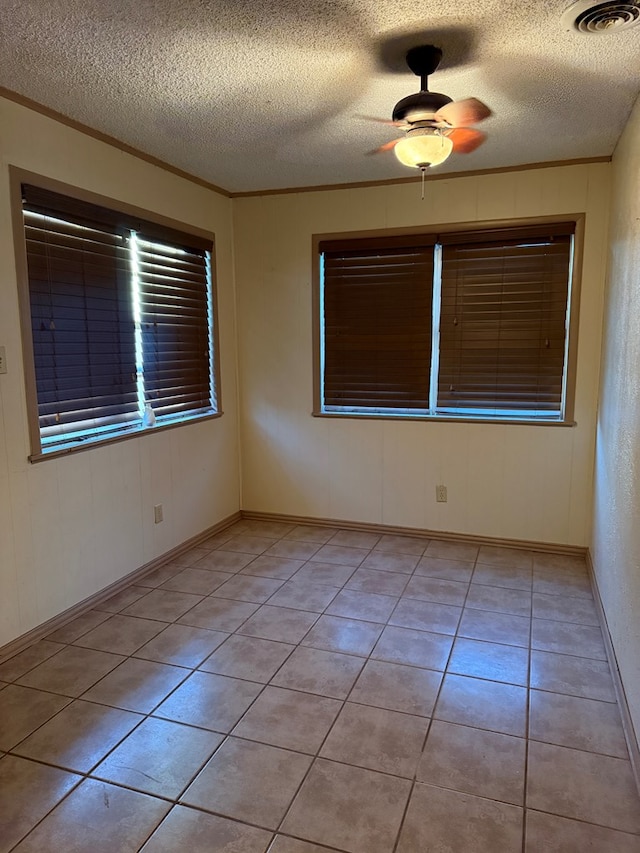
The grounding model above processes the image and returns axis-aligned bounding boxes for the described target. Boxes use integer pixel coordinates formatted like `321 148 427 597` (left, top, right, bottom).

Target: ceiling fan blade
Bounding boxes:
357 114 408 128
366 138 403 156
446 127 487 153
435 98 492 127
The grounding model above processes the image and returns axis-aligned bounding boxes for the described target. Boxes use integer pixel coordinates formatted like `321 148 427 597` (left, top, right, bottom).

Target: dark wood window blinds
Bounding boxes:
437 225 574 416
21 184 215 448
137 237 212 419
321 236 435 411
24 208 138 437
319 223 575 420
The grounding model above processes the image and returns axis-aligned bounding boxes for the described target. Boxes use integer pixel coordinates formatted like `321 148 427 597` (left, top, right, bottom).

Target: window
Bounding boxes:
317 222 577 422
16 180 220 457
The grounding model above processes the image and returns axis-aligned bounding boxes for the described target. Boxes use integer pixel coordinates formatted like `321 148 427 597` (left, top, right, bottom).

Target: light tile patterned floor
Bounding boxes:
1 520 640 853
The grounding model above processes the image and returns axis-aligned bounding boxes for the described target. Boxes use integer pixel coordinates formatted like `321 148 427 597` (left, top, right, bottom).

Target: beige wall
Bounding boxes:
592 95 640 743
0 97 240 647
234 163 610 546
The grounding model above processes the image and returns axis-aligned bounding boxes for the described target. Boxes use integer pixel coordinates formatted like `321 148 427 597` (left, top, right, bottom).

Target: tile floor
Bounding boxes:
1 519 640 853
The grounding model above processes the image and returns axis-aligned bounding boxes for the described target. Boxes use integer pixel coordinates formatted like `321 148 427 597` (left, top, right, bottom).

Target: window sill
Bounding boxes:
28 410 224 463
312 410 576 427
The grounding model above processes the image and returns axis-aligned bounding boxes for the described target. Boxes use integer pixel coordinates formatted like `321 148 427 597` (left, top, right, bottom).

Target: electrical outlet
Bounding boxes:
0 346 6 374
436 484 448 503
154 504 163 524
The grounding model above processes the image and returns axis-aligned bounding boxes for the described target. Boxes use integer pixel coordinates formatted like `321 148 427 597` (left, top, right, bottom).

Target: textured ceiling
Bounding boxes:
1 0 639 193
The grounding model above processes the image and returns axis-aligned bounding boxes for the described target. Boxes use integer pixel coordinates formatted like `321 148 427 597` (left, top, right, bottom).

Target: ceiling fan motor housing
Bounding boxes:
406 45 444 76
392 91 453 123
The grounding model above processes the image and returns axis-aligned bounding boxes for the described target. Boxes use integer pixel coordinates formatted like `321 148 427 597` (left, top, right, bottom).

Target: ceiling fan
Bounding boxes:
366 44 492 172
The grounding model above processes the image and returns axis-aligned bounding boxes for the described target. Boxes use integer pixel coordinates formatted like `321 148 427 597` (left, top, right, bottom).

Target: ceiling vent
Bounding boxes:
562 0 640 32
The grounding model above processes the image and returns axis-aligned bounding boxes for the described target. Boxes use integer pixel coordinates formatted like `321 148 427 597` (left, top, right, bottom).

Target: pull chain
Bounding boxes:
421 167 426 200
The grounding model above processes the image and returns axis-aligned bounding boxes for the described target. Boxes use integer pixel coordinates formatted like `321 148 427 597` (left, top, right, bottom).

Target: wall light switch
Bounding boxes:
0 346 6 374
154 504 163 524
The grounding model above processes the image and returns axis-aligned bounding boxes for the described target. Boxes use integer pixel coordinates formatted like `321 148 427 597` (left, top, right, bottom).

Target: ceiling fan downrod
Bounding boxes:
392 46 453 124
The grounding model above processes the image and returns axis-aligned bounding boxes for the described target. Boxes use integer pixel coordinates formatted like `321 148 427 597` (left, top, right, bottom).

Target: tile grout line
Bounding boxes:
390 542 481 853
258 530 420 850
266 542 378 846
522 560 535 853
6 773 85 853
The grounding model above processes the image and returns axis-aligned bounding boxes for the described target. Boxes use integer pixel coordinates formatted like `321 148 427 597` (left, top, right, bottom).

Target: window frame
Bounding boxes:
312 215 584 426
10 168 223 461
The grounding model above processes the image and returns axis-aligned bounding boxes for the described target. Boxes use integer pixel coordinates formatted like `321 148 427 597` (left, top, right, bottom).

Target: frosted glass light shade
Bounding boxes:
394 131 453 169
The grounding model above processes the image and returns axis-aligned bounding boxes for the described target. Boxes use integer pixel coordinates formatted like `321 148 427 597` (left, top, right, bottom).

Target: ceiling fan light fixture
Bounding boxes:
394 129 453 169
